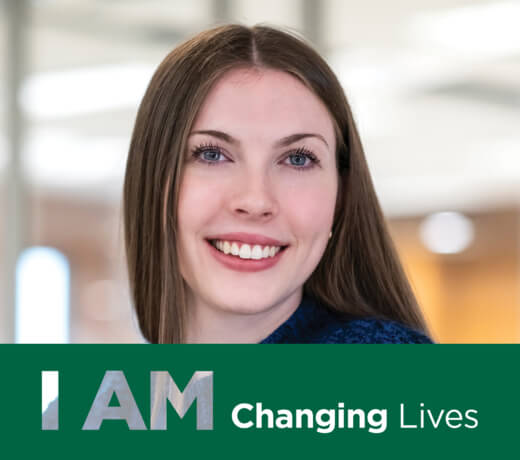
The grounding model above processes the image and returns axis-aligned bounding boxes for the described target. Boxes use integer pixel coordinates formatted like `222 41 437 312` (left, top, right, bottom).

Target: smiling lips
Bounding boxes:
205 232 289 272
211 240 282 259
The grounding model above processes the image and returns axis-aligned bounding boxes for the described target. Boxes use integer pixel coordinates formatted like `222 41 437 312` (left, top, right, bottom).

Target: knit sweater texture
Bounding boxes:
260 295 433 344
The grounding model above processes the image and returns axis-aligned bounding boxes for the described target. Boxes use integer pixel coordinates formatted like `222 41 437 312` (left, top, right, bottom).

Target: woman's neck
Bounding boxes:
185 290 303 343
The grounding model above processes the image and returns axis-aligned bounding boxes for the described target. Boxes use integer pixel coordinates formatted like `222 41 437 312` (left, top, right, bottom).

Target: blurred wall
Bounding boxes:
1 0 519 343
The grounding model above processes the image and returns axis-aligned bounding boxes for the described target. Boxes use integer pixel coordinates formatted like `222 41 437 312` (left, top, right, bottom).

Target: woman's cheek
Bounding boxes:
281 179 337 230
181 172 226 207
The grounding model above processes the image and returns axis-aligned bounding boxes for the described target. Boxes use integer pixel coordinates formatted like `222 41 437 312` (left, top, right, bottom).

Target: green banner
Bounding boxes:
0 345 517 458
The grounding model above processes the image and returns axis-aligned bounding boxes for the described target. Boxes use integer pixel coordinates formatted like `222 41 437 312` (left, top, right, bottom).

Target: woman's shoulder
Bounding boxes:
314 315 434 344
261 294 434 344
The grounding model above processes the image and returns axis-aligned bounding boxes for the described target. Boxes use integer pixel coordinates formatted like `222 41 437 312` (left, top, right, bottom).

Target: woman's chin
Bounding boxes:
209 295 279 316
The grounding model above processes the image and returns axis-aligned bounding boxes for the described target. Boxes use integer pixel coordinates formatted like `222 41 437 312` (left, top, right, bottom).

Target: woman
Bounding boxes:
123 24 433 344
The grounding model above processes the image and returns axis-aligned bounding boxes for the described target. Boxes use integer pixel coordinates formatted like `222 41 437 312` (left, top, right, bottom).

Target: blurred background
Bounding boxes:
1 0 519 343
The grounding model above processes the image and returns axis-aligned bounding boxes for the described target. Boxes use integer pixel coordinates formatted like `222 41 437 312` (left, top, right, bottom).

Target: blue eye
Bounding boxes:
202 149 222 162
285 148 320 170
288 153 308 166
191 144 227 166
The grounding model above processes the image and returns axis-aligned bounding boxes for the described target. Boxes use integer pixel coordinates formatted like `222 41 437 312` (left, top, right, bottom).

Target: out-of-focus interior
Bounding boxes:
1 0 519 343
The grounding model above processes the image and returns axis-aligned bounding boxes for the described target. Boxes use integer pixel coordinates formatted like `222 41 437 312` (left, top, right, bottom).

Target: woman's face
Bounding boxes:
177 68 338 330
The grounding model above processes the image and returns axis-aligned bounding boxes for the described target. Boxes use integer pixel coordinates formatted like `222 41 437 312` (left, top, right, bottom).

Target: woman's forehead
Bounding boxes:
191 68 336 147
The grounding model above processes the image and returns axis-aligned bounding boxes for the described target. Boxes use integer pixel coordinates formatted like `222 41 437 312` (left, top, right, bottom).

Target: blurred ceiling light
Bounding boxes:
24 130 128 189
16 246 70 343
20 63 155 120
410 1 520 58
0 131 127 198
420 212 475 254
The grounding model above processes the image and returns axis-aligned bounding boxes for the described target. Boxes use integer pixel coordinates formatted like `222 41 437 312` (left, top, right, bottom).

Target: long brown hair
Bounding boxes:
123 24 428 343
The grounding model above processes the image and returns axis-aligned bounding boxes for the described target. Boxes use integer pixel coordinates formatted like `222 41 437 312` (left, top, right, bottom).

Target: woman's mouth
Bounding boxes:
205 239 289 272
209 239 287 259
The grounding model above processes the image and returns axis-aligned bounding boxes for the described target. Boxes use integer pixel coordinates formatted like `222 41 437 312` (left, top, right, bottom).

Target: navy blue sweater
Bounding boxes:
260 295 433 344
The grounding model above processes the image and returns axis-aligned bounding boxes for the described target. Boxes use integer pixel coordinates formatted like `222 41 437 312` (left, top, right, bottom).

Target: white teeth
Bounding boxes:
211 239 284 260
223 241 231 254
239 244 251 259
251 245 263 260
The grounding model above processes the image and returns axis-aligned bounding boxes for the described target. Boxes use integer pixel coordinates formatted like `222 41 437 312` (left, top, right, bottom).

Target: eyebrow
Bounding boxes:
190 130 329 148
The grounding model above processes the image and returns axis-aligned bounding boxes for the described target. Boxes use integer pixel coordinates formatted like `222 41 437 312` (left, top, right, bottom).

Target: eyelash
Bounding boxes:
190 143 321 171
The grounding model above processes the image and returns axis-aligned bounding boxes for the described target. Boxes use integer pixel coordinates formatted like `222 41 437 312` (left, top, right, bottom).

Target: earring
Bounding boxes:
328 231 332 239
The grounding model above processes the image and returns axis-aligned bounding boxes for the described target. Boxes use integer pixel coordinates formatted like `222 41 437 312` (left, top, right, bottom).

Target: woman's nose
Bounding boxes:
229 170 279 220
